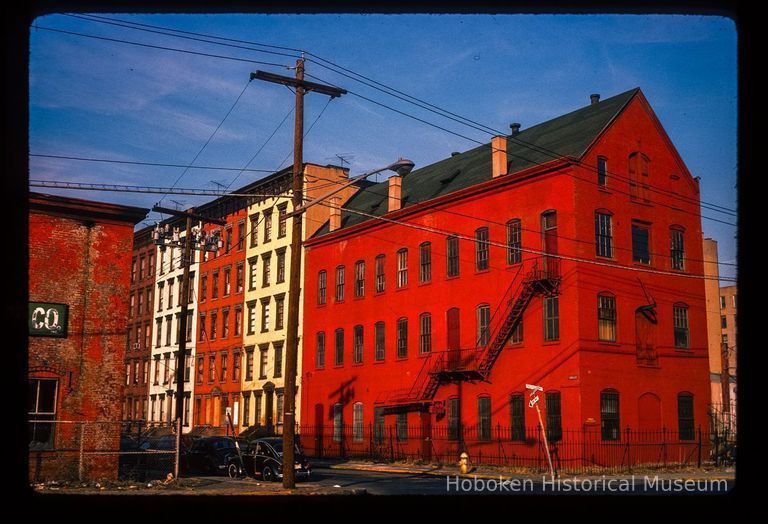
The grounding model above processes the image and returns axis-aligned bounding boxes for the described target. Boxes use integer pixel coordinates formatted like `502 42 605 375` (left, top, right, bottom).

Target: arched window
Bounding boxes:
475 227 489 271
600 389 620 441
354 260 365 298
353 325 364 364
506 219 522 265
477 396 491 440
397 317 408 358
375 254 386 293
673 303 690 349
598 292 617 342
375 321 385 361
397 248 408 288
352 402 364 442
335 266 345 302
476 303 491 346
419 313 432 354
333 403 343 442
419 242 432 283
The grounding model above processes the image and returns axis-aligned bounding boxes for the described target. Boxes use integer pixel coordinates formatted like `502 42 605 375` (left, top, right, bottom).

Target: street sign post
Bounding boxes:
526 383 555 477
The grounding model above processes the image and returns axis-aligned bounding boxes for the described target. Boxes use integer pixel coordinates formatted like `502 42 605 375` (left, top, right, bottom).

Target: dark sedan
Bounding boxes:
183 436 244 478
242 437 312 481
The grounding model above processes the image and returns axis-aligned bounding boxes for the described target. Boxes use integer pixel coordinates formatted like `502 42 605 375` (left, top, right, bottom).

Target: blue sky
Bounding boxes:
29 13 737 281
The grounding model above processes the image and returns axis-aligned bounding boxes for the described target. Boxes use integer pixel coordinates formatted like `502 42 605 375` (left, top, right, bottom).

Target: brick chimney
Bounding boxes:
388 175 402 212
329 196 341 232
492 135 507 178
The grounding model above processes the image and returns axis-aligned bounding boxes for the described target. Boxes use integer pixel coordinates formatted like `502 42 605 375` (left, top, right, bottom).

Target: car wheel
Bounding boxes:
227 463 240 479
263 466 275 482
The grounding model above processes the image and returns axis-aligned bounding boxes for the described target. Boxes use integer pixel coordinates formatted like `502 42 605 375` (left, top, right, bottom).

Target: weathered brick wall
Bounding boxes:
29 211 135 481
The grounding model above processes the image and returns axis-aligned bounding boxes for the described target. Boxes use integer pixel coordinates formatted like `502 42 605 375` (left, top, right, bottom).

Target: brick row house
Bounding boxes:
148 215 199 432
123 226 155 422
299 89 711 464
29 193 147 481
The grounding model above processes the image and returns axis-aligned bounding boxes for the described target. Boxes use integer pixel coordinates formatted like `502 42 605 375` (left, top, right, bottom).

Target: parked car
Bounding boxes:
183 436 244 478
242 437 312 481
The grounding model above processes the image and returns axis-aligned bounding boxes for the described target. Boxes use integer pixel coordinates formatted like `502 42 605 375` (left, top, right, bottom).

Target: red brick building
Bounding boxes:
192 197 249 435
29 193 147 481
123 226 155 422
300 89 711 466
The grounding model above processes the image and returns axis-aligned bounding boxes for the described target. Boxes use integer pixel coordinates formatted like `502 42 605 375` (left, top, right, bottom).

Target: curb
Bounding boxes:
328 463 735 482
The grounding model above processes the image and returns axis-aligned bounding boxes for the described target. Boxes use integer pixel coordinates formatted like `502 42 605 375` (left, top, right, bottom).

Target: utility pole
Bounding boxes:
152 205 226 478
251 57 346 488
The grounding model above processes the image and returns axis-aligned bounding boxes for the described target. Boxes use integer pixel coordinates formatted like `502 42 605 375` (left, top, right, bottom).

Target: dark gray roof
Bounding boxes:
314 88 639 236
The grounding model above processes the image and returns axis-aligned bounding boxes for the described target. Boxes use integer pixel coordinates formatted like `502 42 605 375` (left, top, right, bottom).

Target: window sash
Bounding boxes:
397 250 408 288
671 230 685 270
595 213 613 258
446 236 459 277
632 225 651 264
419 314 432 354
475 228 489 271
598 295 616 342
353 326 364 364
420 243 432 283
355 261 365 298
375 256 386 292
335 267 345 301
543 297 560 341
397 319 408 358
510 395 525 441
335 329 344 365
316 332 326 368
506 220 521 265
375 322 385 361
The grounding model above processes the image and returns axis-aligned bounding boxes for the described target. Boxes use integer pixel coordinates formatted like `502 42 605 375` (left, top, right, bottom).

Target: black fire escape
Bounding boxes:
379 256 561 413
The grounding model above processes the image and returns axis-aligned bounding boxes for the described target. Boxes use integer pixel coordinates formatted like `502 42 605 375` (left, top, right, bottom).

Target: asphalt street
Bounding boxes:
183 466 734 496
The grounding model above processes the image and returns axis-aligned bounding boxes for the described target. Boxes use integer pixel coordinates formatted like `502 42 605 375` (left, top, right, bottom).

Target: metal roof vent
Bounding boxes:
510 123 521 137
590 93 601 105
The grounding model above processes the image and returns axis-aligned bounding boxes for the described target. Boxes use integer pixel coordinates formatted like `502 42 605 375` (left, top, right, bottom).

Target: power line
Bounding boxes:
159 79 252 205
47 14 735 216
226 105 295 191
304 58 736 217
31 25 292 68
30 154 276 173
311 199 736 283
305 72 736 228
39 18 734 219
276 97 334 171
69 13 305 55
307 173 739 269
63 13 301 60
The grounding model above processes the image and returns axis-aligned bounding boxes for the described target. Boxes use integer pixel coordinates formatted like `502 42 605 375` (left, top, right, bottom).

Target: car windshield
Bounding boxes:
267 441 301 456
212 439 236 450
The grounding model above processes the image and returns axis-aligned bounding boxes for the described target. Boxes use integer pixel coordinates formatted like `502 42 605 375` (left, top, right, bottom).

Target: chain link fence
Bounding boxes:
29 420 179 483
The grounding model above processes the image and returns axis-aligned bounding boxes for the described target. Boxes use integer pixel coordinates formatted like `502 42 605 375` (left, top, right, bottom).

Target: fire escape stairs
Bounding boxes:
380 258 561 412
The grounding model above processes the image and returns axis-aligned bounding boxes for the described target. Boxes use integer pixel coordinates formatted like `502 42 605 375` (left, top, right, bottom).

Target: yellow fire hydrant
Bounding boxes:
459 452 469 475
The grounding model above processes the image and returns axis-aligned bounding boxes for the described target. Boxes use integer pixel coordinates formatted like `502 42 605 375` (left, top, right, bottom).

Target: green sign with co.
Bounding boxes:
29 302 69 337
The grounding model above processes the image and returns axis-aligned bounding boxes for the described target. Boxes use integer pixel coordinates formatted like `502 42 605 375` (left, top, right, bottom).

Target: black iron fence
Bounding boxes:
298 424 716 475
708 403 736 467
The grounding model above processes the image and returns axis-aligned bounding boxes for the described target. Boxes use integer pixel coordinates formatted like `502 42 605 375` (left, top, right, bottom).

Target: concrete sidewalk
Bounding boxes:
315 458 735 482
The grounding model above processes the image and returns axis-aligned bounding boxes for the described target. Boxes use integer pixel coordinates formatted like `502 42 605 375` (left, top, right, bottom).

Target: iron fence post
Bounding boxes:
697 425 702 468
78 422 85 482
